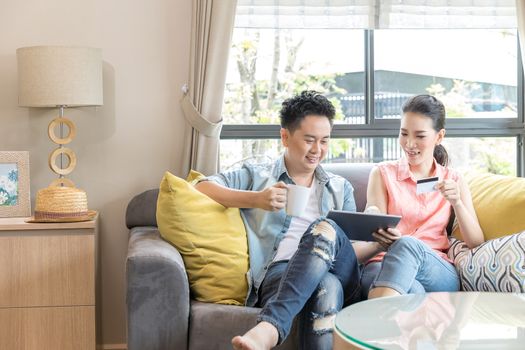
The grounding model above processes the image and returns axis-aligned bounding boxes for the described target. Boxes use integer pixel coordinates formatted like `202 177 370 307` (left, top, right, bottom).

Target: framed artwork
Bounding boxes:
0 151 30 217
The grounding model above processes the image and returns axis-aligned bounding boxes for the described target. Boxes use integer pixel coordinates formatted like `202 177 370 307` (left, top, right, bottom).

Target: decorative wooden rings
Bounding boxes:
48 117 77 145
49 147 77 175
49 177 76 187
47 116 78 178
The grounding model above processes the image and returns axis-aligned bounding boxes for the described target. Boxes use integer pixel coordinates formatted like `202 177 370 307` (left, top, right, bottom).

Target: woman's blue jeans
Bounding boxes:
256 218 361 350
361 236 459 298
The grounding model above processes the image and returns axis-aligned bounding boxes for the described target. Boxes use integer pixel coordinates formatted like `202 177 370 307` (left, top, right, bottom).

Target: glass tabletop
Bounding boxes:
335 292 525 349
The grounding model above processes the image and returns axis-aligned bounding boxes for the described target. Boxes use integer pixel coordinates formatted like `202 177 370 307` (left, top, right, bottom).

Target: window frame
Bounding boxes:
221 30 525 176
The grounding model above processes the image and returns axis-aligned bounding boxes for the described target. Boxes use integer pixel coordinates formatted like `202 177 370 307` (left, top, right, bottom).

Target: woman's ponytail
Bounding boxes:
433 144 449 167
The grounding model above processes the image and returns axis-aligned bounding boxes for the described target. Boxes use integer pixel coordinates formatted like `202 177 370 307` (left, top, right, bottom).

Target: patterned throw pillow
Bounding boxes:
448 232 525 292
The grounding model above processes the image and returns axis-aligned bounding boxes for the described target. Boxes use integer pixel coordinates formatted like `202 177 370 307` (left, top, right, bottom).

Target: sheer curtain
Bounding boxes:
236 0 516 29
518 0 525 68
518 0 525 167
180 0 237 176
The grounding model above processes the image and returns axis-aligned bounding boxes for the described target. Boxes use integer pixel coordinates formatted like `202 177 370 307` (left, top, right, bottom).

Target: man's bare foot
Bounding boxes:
231 321 279 350
368 286 400 299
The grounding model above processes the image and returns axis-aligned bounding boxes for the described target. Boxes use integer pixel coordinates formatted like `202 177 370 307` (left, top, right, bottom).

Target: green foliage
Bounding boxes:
483 153 513 176
222 31 356 167
426 82 515 176
329 139 353 159
476 138 514 175
426 80 479 118
225 30 349 125
0 188 18 206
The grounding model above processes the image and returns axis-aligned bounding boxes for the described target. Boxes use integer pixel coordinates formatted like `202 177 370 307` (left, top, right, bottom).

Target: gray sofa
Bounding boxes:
125 163 373 350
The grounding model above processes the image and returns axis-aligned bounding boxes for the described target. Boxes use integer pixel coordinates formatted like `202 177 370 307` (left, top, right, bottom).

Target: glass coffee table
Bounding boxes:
334 292 525 349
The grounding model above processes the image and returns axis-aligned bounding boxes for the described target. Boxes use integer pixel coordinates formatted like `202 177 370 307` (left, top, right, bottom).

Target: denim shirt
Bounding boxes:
205 155 356 306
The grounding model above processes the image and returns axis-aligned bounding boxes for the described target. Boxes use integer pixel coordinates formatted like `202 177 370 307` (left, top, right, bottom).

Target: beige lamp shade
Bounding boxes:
17 46 103 107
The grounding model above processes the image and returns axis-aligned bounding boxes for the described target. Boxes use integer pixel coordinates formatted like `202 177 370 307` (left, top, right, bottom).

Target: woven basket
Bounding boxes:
27 186 97 223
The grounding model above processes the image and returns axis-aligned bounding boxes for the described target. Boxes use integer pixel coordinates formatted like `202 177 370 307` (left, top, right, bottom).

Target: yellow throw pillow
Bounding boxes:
453 173 525 241
156 170 249 305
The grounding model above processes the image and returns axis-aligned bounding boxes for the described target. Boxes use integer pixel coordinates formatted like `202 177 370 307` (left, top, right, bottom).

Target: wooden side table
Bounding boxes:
0 216 99 350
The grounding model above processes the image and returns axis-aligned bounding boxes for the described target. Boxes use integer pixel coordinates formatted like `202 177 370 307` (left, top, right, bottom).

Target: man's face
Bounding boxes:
281 115 332 174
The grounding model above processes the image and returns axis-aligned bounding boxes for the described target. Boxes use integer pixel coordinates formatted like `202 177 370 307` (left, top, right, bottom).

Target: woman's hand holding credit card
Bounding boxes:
416 176 462 206
436 179 461 206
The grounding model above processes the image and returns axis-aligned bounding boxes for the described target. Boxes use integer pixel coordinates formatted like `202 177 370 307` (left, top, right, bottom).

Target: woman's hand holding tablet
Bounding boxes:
372 227 403 250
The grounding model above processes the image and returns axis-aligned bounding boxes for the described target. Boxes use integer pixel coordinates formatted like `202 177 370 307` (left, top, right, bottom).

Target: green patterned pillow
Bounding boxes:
448 232 525 292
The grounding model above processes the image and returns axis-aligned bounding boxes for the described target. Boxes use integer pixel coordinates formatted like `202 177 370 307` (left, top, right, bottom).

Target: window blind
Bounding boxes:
235 0 517 29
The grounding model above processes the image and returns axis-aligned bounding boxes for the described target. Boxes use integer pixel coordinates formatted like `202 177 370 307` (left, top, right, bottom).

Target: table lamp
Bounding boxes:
17 46 103 187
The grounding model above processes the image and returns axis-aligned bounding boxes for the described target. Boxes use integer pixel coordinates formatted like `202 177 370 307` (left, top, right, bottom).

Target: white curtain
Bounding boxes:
236 0 516 29
181 0 237 176
518 0 525 169
517 0 525 66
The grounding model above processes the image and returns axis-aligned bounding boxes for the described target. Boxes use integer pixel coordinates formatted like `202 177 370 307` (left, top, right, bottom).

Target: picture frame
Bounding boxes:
0 151 31 217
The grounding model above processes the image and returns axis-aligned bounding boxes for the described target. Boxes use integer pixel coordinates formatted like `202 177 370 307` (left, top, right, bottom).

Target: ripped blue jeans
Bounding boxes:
257 218 361 350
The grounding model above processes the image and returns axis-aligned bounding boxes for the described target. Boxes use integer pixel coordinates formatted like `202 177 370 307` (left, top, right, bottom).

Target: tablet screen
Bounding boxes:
326 210 401 241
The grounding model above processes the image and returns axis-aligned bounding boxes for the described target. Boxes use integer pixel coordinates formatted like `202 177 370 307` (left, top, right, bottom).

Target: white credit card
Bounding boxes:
416 176 439 194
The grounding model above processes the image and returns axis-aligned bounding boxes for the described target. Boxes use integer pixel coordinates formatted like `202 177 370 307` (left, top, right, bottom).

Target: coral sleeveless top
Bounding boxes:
369 157 459 263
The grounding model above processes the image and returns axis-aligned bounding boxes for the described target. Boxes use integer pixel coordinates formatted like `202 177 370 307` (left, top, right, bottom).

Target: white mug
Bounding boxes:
286 184 310 217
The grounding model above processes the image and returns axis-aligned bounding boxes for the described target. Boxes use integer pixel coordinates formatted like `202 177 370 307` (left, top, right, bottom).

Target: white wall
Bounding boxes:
0 0 192 345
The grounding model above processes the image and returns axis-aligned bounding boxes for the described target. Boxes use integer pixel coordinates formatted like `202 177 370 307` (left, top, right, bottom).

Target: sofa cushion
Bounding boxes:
323 163 374 212
448 232 525 292
452 173 525 241
156 170 249 305
189 301 298 350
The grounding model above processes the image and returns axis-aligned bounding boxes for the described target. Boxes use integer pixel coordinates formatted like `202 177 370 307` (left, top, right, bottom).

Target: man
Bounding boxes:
196 90 383 350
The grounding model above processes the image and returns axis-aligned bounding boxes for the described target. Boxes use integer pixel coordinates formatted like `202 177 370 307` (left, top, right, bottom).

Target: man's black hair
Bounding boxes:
279 90 335 132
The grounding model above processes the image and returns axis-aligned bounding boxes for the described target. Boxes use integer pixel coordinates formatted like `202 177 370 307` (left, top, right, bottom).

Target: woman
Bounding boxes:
362 94 484 299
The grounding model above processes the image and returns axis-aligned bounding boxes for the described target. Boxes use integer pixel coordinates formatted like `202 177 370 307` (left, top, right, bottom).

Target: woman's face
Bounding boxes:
399 112 445 166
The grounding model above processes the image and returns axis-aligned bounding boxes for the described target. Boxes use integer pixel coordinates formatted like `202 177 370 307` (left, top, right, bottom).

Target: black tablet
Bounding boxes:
326 210 402 242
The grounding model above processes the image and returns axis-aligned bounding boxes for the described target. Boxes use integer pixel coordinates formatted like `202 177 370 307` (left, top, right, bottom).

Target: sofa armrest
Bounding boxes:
125 189 159 229
126 226 190 350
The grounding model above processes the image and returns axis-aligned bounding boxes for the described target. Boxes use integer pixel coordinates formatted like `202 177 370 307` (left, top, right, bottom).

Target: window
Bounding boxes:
222 28 365 126
374 29 518 120
220 8 524 176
